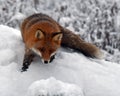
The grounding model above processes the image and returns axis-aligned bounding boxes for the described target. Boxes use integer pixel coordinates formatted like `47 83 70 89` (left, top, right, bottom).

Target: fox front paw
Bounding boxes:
21 61 30 72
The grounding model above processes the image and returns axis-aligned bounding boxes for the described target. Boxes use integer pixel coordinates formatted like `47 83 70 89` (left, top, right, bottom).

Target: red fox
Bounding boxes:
21 13 103 71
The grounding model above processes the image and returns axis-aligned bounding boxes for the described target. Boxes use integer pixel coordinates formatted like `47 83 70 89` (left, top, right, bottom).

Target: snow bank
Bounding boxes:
0 25 120 96
27 77 83 96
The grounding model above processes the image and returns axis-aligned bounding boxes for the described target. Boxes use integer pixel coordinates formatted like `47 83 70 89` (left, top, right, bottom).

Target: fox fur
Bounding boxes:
21 13 103 71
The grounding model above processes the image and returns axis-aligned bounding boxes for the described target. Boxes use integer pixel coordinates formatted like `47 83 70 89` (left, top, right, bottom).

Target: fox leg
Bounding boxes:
61 28 103 59
21 48 35 72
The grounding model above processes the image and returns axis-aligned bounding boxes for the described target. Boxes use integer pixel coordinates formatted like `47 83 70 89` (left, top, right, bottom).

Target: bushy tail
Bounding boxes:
61 27 104 59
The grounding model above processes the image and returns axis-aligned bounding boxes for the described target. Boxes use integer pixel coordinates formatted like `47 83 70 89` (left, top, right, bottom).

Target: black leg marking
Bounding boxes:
21 50 35 72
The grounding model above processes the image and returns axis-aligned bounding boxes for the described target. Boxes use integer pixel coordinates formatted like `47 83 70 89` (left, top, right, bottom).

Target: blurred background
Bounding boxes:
0 0 120 64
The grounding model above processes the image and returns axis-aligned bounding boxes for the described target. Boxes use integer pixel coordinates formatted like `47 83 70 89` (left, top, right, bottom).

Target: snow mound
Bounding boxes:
27 77 83 96
0 49 16 66
0 25 120 96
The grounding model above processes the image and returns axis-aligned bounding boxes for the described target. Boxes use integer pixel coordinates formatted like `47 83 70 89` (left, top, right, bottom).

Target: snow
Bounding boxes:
0 25 120 96
27 77 83 96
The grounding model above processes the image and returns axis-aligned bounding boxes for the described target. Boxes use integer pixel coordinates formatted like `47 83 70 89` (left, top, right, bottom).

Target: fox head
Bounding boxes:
26 21 63 64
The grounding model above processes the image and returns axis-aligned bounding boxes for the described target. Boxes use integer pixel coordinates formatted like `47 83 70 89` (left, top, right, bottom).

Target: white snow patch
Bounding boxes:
0 49 16 66
27 77 83 96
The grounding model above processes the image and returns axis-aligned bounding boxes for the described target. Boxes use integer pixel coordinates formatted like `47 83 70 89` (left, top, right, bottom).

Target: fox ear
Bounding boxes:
35 30 44 39
53 33 63 41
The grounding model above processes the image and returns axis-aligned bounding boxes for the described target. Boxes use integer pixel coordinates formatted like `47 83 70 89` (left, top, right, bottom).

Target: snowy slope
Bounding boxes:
0 25 120 96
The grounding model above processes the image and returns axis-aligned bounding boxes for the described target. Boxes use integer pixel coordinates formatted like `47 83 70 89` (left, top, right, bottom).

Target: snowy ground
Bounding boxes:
0 25 120 96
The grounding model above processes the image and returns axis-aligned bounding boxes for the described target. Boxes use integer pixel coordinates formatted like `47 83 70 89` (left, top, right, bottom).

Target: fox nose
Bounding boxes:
44 60 49 64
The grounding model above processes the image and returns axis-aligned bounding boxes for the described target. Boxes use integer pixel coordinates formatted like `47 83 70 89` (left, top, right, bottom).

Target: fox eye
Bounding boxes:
35 30 44 39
